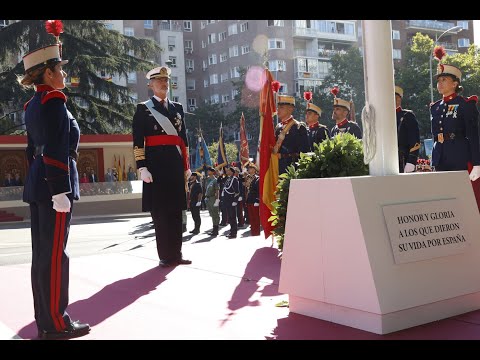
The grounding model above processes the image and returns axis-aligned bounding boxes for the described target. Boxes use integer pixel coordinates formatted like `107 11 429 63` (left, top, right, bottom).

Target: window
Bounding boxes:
222 95 230 104
168 36 176 47
104 22 114 30
218 31 227 42
234 131 253 141
184 40 193 53
220 73 229 82
188 98 197 107
228 23 237 36
267 20 284 27
318 61 330 75
229 46 239 57
240 22 249 32
230 67 240 78
457 21 469 30
458 38 470 47
279 83 288 94
241 45 250 55
204 79 209 88
208 53 217 65
208 33 216 44
392 49 402 60
268 38 285 50
168 56 177 67
187 79 196 90
392 30 400 40
186 59 194 71
172 96 179 102
202 60 207 70
201 40 206 49
144 20 153 29
130 92 138 102
127 71 137 83
171 76 178 87
183 21 192 32
124 27 134 36
232 89 239 99
220 53 228 62
211 94 220 104
210 74 218 84
268 60 286 72
200 21 206 29
207 20 215 25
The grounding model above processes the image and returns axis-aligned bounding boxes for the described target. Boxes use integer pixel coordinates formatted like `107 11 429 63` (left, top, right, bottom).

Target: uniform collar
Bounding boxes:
153 95 168 107
442 93 457 102
337 118 348 127
36 84 56 92
308 122 319 129
396 106 402 113
280 115 293 125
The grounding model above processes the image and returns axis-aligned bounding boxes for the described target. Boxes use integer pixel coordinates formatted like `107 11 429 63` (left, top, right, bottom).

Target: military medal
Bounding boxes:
437 133 444 143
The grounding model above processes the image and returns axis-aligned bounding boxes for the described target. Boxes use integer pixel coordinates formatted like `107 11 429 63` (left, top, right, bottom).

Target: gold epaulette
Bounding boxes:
134 146 146 161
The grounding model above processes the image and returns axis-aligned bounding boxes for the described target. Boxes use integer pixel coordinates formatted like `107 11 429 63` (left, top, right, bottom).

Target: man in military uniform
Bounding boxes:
245 162 260 236
132 65 192 268
204 167 220 236
305 102 330 152
330 97 362 139
221 165 239 238
188 172 203 235
273 95 310 174
395 86 420 173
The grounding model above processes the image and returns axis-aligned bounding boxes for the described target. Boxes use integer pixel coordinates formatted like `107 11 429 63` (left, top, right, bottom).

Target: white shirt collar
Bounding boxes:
153 95 168 108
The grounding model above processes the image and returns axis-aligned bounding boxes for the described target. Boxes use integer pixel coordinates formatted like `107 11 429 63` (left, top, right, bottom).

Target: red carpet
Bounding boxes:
0 210 23 222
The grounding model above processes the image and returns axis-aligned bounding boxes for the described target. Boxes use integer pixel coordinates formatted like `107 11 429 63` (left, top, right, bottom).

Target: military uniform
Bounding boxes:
204 170 220 235
331 118 362 139
23 84 80 334
222 168 239 238
396 107 420 172
431 93 480 171
245 163 260 236
307 123 330 151
132 66 190 264
188 174 203 234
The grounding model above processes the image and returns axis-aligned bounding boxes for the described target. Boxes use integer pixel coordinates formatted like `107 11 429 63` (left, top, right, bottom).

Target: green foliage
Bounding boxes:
207 141 238 166
271 133 369 250
0 20 160 135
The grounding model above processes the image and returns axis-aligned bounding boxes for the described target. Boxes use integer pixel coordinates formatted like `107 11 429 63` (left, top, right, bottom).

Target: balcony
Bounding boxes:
159 21 182 32
295 71 328 80
406 20 457 33
293 27 356 43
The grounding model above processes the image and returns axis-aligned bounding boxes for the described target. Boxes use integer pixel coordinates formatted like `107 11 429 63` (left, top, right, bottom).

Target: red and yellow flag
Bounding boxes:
259 69 279 239
239 112 250 169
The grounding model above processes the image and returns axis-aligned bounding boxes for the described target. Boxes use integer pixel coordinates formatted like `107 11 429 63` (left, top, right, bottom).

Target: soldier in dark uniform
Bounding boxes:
330 96 362 139
132 65 192 267
20 38 90 339
245 162 261 236
273 95 310 174
188 172 203 235
222 165 239 238
430 60 480 209
395 86 420 173
305 102 330 151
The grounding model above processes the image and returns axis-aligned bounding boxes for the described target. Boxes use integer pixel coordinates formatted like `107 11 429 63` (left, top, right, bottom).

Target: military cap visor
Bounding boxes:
146 66 171 80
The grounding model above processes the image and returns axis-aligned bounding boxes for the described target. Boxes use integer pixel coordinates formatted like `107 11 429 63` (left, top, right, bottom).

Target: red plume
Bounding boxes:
433 46 447 62
330 86 339 97
271 81 281 93
45 20 64 37
303 91 313 101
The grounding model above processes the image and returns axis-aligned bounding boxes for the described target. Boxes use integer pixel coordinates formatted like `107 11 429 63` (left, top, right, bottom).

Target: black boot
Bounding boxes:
208 225 219 236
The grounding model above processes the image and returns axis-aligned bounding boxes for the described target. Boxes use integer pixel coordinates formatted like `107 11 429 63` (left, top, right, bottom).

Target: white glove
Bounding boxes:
185 169 192 179
213 199 220 207
238 196 243 202
52 194 71 213
232 202 237 206
139 167 153 183
404 162 416 173
470 165 480 181
254 202 259 207
196 201 201 207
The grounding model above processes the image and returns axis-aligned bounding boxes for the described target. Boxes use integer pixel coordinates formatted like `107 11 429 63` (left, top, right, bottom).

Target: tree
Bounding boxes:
208 141 238 166
0 20 160 135
187 103 225 145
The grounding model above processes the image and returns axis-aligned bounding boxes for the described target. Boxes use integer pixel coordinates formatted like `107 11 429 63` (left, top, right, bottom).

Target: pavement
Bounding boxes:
1 210 480 342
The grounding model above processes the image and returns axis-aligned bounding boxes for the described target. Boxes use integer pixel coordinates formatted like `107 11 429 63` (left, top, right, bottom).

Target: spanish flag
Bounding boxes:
259 69 279 239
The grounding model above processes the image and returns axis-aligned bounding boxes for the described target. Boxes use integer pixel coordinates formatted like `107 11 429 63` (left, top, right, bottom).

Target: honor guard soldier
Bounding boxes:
245 162 261 236
222 165 240 238
188 171 203 235
20 20 90 339
205 167 220 236
395 86 420 173
273 95 309 174
330 87 362 139
132 65 192 267
430 46 480 209
305 102 330 151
